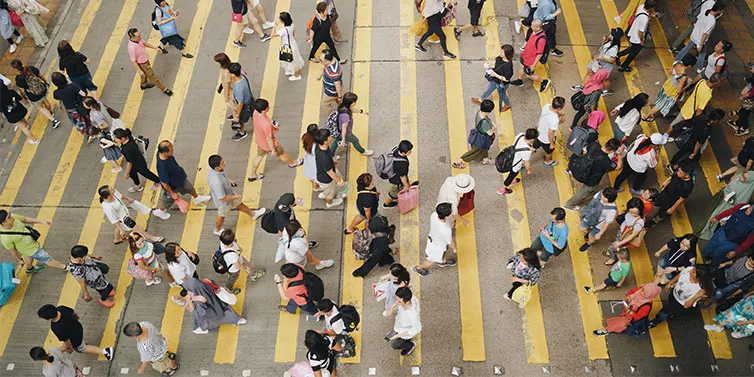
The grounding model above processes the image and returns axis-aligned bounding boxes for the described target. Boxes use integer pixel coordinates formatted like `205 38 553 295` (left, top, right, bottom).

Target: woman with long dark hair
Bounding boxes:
472 44 514 113
304 329 337 377
270 11 304 81
51 71 96 141
649 265 712 327
10 58 59 127
57 40 98 99
604 197 645 265
164 242 199 306
29 346 84 377
610 93 649 142
376 263 411 316
332 92 372 156
0 81 39 143
301 123 320 191
214 52 235 117
98 185 161 244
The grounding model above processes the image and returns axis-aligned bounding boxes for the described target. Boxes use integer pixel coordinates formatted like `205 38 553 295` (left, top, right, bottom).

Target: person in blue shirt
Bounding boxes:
531 207 568 267
527 0 563 58
153 0 193 58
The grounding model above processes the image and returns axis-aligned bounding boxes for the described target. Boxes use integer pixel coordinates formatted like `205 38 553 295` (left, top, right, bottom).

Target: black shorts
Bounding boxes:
239 108 252 124
96 283 114 300
532 138 554 154
604 274 619 287
160 34 185 50
469 6 482 25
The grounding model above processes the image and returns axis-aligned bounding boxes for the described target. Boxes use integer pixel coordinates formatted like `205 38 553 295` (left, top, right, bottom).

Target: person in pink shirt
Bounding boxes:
127 28 173 96
247 98 303 182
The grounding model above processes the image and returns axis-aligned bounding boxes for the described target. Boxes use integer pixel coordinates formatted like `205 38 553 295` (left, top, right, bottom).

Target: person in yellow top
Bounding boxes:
671 72 722 127
0 210 66 274
643 55 696 122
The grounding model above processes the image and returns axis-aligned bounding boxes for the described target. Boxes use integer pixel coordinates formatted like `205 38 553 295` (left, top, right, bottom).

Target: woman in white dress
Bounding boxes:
98 185 162 244
7 0 48 47
271 12 305 81
301 123 320 191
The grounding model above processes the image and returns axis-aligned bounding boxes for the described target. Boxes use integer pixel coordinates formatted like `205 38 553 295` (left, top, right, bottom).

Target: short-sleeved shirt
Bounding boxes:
427 212 452 250
284 268 309 305
230 0 247 14
627 12 649 44
657 174 694 205
252 111 275 151
315 146 335 184
609 260 631 282
208 169 235 209
584 143 617 187
136 321 168 363
356 188 378 217
724 256 753 283
134 242 159 269
53 83 83 110
101 190 129 225
322 60 342 97
324 305 345 335
597 42 619 71
156 155 188 189
389 150 409 185
689 116 712 146
283 228 308 264
533 0 557 21
681 81 712 120
220 241 241 273
232 75 254 110
120 139 147 166
489 57 513 85
690 12 716 45
310 16 332 41
474 111 492 134
14 66 45 101
68 257 110 290
619 212 644 235
0 214 39 257
42 347 77 377
512 133 532 173
662 238 694 268
737 137 754 166
592 192 617 229
540 219 568 253
521 31 547 67
673 268 701 305
50 306 84 346
704 52 726 79
127 39 150 65
537 105 559 144
59 52 90 78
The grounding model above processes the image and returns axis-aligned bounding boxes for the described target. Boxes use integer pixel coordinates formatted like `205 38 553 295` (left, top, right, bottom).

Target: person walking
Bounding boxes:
183 277 247 334
28 346 84 377
318 49 343 115
584 248 632 293
230 0 273 48
248 98 303 177
0 210 66 274
322 0 346 43
84 97 124 173
67 245 116 308
497 128 538 195
376 263 411 316
643 55 696 122
98 185 162 244
0 81 39 144
51 72 96 141
228 62 253 141
471 44 514 112
669 109 724 168
57 40 98 99
572 28 623 95
412 203 457 276
649 266 711 327
509 19 549 92
645 164 695 228
603 197 646 265
654 234 697 284
164 242 199 306
7 0 47 47
331 92 373 156
275 263 319 315
576 188 619 252
154 140 211 219
414 0 456 59
436 173 475 225
269 194 320 251
671 0 719 51
345 173 379 234
153 0 193 58
674 2 724 73
280 219 334 269
529 0 562 57
214 53 236 118
670 73 722 127
9 59 59 128
304 330 337 376
351 215 398 278
302 124 321 191
505 248 541 306
533 96 565 166
271 11 304 81
386 287 420 356
616 0 656 72
610 93 649 143
122 321 179 376
702 40 731 80
564 139 623 211
207 154 266 236
128 231 173 287
531 207 568 268
37 304 114 360
452 99 496 168
127 28 173 96
613 133 666 195
0 1 22 53
382 140 413 208
453 0 486 39
571 69 609 129
219 229 265 292
113 128 161 193
314 128 345 208
308 2 345 63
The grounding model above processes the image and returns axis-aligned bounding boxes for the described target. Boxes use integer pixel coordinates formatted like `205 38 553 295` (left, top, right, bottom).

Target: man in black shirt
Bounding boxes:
383 140 413 208
37 304 114 360
308 2 342 62
669 109 724 167
314 129 345 208
564 138 622 211
646 164 695 228
113 128 161 193
345 173 380 234
271 193 318 248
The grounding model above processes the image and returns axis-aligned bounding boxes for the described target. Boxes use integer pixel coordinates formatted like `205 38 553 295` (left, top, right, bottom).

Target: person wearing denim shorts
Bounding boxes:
0 211 67 274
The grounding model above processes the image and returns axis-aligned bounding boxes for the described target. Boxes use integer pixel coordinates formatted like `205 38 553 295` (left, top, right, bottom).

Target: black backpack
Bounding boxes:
212 248 234 274
568 149 596 184
289 266 325 302
150 6 160 30
331 304 360 333
260 212 278 234
495 134 529 173
570 91 585 111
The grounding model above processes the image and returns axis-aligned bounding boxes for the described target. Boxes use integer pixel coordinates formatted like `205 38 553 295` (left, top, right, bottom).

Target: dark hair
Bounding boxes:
302 124 318 153
113 128 132 140
709 72 723 84
608 28 624 49
29 347 52 362
436 202 452 220
208 154 222 170
316 1 328 13
681 54 697 67
127 28 139 39
280 263 300 278
57 40 74 59
645 188 660 201
304 330 329 360
123 322 143 337
551 96 565 109
98 185 111 203
228 63 243 77
322 49 334 61
678 163 695 176
280 11 293 26
551 207 566 221
718 40 733 52
83 97 101 111
51 72 68 87
357 173 373 190
604 138 620 152
501 44 514 60
520 248 541 270
602 187 618 203
618 93 649 118
395 286 413 302
708 108 725 121
678 233 699 251
694 265 714 297
525 128 539 140
480 99 495 113
253 98 269 112
220 229 235 246
164 242 181 264
644 0 656 9
0 210 7 224
9 59 23 72
314 128 331 145
398 140 413 154
340 92 358 113
626 197 645 218
157 140 171 154
285 219 303 239
214 53 231 69
711 1 725 12
37 304 58 320
127 232 145 257
70 245 88 259
316 299 335 312
389 263 410 285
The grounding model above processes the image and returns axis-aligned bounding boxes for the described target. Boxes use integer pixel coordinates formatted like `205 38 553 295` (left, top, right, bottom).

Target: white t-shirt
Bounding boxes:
592 192 617 228
626 135 657 173
436 177 460 215
427 212 452 248
627 9 649 44
704 52 725 79
512 133 533 173
221 241 241 273
537 105 559 144
698 0 716 21
613 103 641 135
101 190 130 225
673 267 702 305
690 13 716 45
598 42 619 71
324 306 345 335
283 228 309 265
167 251 197 285
393 302 422 339
619 212 645 237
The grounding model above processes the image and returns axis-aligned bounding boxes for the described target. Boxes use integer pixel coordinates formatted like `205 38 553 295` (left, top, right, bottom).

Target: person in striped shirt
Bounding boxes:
318 49 343 115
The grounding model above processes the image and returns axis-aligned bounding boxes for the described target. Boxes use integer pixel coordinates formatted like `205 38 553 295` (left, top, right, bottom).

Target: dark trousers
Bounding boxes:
572 108 587 129
613 163 646 191
95 283 114 300
6 29 20 44
507 281 523 298
179 272 200 297
736 108 752 129
129 163 160 186
504 170 520 187
352 249 394 277
391 338 414 354
652 291 685 324
618 43 643 69
418 12 449 54
670 145 697 166
309 35 340 61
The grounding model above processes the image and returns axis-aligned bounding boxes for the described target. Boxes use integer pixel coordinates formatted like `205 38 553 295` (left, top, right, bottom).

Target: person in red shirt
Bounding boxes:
510 19 550 93
274 263 318 315
247 98 303 181
593 283 661 336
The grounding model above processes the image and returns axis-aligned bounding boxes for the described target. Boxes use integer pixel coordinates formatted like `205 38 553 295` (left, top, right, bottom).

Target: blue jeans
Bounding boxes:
480 81 510 109
674 41 707 70
285 298 318 315
702 228 739 266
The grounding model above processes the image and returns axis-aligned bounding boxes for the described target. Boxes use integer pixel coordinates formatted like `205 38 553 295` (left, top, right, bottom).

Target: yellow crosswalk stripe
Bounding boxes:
338 0 373 364
443 30 486 363
214 0 289 363
397 0 421 365
483 1 549 364
0 0 101 356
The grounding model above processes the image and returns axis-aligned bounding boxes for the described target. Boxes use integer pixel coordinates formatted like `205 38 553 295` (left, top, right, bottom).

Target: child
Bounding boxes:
578 188 618 252
68 245 116 308
532 207 569 267
584 249 631 293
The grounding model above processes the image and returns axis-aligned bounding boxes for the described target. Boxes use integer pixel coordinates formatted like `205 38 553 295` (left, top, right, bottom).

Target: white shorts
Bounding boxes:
424 240 446 264
250 0 259 6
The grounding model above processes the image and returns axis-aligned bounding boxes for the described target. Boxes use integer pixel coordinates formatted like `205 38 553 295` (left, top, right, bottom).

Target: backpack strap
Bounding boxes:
0 231 36 236
357 190 379 195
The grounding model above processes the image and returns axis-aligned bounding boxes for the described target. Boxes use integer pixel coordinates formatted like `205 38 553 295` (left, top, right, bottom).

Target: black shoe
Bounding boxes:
550 48 564 57
645 220 658 229
140 83 155 90
414 44 427 53
453 27 461 40
164 89 174 96
539 79 550 93
648 321 657 329
401 341 417 356
472 31 485 37
231 131 248 141
443 52 457 60
103 347 114 360
182 53 194 59
579 243 591 252
309 241 319 249
509 79 524 86
231 122 241 131
383 201 398 208
618 66 633 72
233 40 247 48
158 46 168 54
593 329 608 336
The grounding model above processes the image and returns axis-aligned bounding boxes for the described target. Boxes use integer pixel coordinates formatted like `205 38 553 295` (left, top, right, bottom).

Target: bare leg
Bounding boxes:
37 99 56 121
215 216 225 232
305 251 321 265
132 224 161 242
417 259 435 270
254 4 269 24
161 268 175 283
310 179 320 190
113 225 126 243
44 258 67 269
251 155 263 176
346 214 364 232
83 345 104 355
235 22 245 43
14 120 38 143
278 153 295 165
246 13 263 36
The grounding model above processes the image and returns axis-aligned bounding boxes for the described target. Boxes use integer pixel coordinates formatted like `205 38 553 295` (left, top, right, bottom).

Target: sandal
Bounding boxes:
452 161 466 169
249 269 266 282
113 236 128 245
641 115 655 122
288 158 304 168
344 228 354 235
729 110 738 118
481 158 494 165
247 174 264 182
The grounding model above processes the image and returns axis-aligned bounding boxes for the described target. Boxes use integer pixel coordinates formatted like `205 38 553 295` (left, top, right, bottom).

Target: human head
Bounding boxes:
208 154 224 171
708 73 723 86
122 322 143 337
389 263 410 284
127 28 141 42
51 72 67 88
316 1 328 14
524 128 539 143
113 128 132 143
9 59 23 72
157 140 173 156
531 19 543 32
398 140 413 155
644 0 656 10
616 248 629 261
680 54 698 68
280 263 300 278
678 234 698 251
314 128 331 145
316 299 335 313
626 197 644 218
356 173 374 190
0 210 9 227
285 219 303 238
321 49 335 63
228 63 243 77
604 138 620 152
519 248 541 270
304 330 328 354
608 28 624 46
677 164 694 180
715 40 732 53
642 188 659 202
708 108 725 123
220 229 235 246
341 92 358 110
128 232 146 256
551 96 565 110
501 44 514 61
253 98 270 113
83 96 100 110
480 99 495 113
279 11 293 26
70 245 88 259
601 188 618 204
98 185 113 203
551 207 566 222
214 52 231 69
29 347 53 362
164 242 183 264
436 202 452 220
710 1 724 14
57 40 74 58
395 286 413 304
37 304 58 320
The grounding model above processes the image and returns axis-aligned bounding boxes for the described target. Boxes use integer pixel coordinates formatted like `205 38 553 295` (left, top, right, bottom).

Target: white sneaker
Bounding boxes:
128 186 144 193
15 34 23 44
613 15 622 24
252 207 267 220
213 228 225 236
704 324 724 332
362 150 374 156
171 296 185 306
262 21 275 29
288 75 302 81
153 209 171 220
8 44 16 54
318 192 326 200
326 198 343 208
192 328 209 335
514 21 521 34
193 195 211 205
146 277 162 286
236 317 248 325
333 155 341 161
101 156 108 163
243 27 254 35
315 260 335 270
169 281 180 288
382 310 389 317
28 139 40 144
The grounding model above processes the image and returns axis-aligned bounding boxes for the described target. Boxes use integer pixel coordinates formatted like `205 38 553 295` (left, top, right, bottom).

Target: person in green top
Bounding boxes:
0 210 66 274
584 248 631 293
451 99 496 169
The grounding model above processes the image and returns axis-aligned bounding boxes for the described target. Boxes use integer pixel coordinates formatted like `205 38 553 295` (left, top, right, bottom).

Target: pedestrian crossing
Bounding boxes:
0 0 752 374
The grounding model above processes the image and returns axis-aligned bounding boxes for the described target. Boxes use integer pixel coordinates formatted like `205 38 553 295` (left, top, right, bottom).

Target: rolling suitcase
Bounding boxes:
0 262 18 306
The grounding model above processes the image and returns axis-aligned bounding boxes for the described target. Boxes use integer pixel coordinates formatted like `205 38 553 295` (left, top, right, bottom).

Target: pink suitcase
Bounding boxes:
398 186 418 214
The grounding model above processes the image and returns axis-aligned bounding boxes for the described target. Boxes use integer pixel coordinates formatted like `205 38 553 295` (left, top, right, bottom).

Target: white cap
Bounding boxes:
650 133 669 145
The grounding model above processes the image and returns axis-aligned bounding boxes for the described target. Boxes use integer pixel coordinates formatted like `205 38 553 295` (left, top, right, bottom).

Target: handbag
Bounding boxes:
216 83 223 94
106 106 121 119
511 284 532 307
203 279 237 305
122 216 137 229
175 198 190 213
0 225 41 241
231 12 243 23
372 280 390 302
467 118 495 150
9 11 23 27
279 27 294 62
457 190 475 216
187 252 200 265
397 186 419 214
127 258 153 280
619 217 645 249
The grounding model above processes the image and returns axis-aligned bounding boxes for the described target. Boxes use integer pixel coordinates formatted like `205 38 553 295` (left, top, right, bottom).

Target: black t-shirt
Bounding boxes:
230 0 247 14
53 83 83 110
490 57 513 85
315 146 334 184
737 136 754 166
663 238 694 268
356 188 378 217
14 66 45 101
50 306 84 347
468 0 486 9
657 174 694 205
389 150 409 185
120 139 146 167
689 117 711 146
59 52 90 78
311 16 332 41
584 144 616 187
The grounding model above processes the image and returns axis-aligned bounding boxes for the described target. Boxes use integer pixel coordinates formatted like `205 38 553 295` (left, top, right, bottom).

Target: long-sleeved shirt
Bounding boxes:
393 303 421 339
714 203 754 256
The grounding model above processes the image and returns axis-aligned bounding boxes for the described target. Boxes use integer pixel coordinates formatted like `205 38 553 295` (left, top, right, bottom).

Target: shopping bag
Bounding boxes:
511 284 532 307
175 198 190 213
397 186 418 215
127 259 153 280
286 361 315 377
457 190 475 216
372 280 390 302
129 200 152 215
274 237 286 263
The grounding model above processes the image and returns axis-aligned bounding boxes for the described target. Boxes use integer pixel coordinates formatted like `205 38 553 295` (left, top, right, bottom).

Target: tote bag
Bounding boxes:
511 284 532 307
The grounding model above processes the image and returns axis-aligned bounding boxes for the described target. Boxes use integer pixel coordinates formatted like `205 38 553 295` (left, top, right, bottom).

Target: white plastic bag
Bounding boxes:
274 237 286 263
372 280 390 302
129 200 151 215
214 286 237 305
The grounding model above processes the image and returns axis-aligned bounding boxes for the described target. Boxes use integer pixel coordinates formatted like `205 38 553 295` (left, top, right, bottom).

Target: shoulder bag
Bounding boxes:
0 225 41 241
279 27 294 62
467 118 495 150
